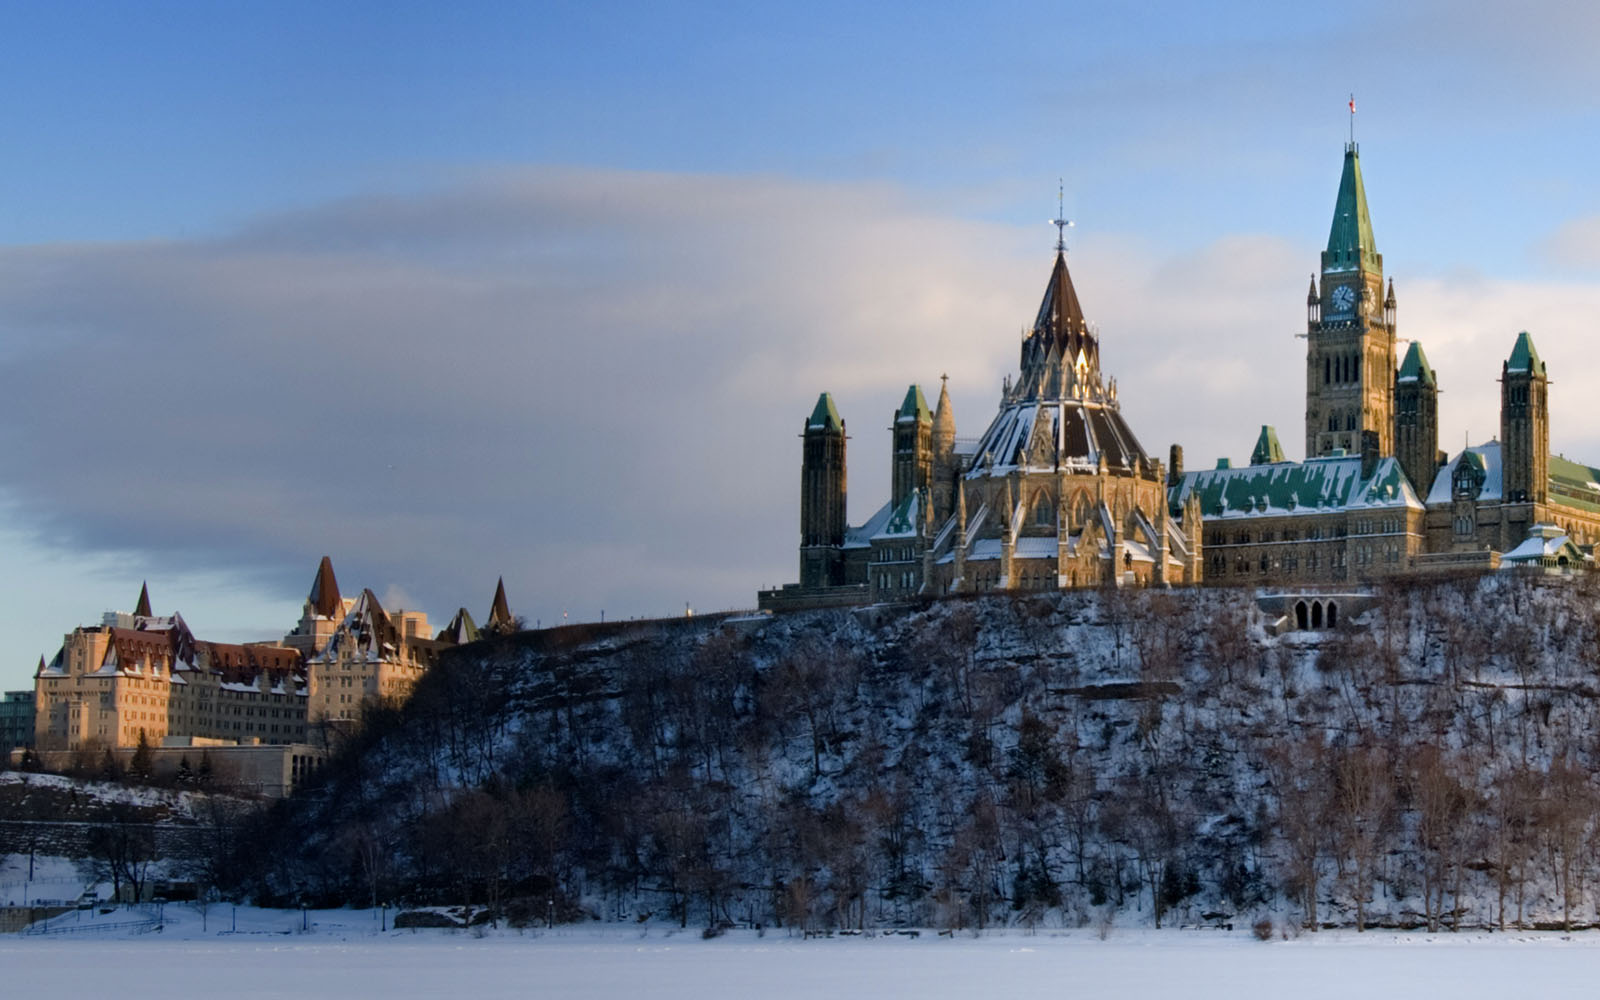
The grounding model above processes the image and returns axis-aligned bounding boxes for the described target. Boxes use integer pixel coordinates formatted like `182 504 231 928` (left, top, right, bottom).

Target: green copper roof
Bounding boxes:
1250 425 1286 465
877 488 924 537
1548 454 1600 515
807 392 843 432
897 384 932 423
1324 145 1379 273
1506 331 1545 375
1172 454 1420 518
1397 341 1436 387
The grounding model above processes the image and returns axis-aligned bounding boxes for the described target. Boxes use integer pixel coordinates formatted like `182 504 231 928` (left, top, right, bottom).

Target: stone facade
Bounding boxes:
1179 142 1599 585
0 690 34 753
765 240 1201 610
30 556 495 754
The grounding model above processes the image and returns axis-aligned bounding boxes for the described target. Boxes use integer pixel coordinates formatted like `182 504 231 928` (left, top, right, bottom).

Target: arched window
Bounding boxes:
1295 601 1308 630
1035 497 1054 527
1311 602 1323 629
1327 602 1338 628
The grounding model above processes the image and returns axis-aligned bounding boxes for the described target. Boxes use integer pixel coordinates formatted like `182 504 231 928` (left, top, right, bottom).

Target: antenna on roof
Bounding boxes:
1051 178 1073 253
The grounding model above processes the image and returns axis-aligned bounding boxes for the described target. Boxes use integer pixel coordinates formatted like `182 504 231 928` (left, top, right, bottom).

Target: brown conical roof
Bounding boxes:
134 582 152 618
308 556 342 618
487 577 513 630
1033 251 1096 369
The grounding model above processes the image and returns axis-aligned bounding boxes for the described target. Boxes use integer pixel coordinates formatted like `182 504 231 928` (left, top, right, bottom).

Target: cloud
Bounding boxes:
0 170 1039 625
1537 216 1600 273
5 170 1600 633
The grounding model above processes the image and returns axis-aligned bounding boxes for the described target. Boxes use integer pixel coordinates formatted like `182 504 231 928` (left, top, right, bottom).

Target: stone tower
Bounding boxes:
891 384 933 512
931 377 957 524
1305 143 1396 459
1393 340 1440 497
800 392 847 587
1501 331 1549 505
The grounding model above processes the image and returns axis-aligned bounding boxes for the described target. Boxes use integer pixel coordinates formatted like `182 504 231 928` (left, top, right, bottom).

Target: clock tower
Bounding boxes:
1305 143 1396 459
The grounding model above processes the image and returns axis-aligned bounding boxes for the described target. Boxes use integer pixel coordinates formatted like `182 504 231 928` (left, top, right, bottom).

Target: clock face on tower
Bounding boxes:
1330 284 1355 313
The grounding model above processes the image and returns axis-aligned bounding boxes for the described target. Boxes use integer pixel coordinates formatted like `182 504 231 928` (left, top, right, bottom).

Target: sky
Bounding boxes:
4 1 1600 690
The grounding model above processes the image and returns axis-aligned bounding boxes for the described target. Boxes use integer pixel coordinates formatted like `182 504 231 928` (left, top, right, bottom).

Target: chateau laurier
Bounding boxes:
762 141 1600 611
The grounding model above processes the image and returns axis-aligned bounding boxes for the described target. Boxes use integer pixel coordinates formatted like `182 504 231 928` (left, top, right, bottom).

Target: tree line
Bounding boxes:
221 576 1600 932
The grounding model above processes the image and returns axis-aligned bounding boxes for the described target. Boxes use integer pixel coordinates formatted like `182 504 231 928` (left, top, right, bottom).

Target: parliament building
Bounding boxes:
762 140 1599 610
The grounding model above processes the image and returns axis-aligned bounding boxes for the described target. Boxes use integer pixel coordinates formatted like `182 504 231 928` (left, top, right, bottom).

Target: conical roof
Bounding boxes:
1251 425 1286 465
1033 251 1094 364
437 608 480 645
1506 331 1545 376
807 393 843 432
487 577 513 630
933 378 955 445
134 582 152 618
1325 144 1379 273
897 385 931 424
1398 341 1435 387
308 556 343 618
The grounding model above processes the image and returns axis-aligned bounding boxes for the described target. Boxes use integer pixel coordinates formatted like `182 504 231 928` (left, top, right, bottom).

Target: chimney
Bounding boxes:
1168 444 1184 487
1360 428 1380 480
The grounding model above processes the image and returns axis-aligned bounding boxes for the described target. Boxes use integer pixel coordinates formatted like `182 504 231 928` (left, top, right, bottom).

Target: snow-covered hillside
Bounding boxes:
233 577 1600 932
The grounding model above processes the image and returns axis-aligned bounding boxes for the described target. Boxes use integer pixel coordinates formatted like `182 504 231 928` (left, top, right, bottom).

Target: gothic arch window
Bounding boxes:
1327 602 1339 628
1034 495 1054 527
1072 490 1092 529
1311 602 1323 629
1295 601 1309 630
1324 356 1331 384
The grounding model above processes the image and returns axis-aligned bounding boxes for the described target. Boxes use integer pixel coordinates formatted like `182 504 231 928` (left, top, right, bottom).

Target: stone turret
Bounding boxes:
800 393 848 587
932 376 957 523
1393 340 1439 497
892 385 933 512
1501 331 1549 505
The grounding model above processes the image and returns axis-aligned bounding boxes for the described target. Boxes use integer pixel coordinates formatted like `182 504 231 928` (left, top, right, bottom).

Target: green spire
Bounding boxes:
1250 425 1286 465
807 392 843 432
1506 331 1545 376
1397 341 1436 387
1324 145 1379 273
896 384 931 424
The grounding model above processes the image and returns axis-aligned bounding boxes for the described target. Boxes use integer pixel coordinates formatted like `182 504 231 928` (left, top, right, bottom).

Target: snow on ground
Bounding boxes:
4 907 1600 1000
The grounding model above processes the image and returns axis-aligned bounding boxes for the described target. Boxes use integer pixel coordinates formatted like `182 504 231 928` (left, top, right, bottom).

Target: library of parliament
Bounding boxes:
760 141 1600 611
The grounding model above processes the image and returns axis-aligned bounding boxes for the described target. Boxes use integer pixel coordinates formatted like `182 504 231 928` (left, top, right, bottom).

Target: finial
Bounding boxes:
940 372 948 387
1348 94 1356 147
1050 178 1073 253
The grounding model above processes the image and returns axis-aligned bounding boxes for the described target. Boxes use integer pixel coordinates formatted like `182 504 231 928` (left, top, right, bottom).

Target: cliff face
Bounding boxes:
241 576 1600 932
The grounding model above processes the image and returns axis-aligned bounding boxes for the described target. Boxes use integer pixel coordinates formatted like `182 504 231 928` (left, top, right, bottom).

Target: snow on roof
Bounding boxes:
1426 442 1502 505
1014 536 1059 559
843 500 894 549
1177 454 1422 518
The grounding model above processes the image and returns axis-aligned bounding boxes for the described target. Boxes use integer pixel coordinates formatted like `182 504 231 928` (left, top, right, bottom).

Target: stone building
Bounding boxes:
1169 427 1426 586
1418 332 1600 560
763 232 1201 610
1175 141 1600 584
32 584 311 753
0 689 34 753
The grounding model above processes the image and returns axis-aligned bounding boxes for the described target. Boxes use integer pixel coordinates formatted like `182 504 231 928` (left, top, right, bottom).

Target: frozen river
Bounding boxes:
3 911 1597 1000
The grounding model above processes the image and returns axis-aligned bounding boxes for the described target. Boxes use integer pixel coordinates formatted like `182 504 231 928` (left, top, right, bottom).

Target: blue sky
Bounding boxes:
4 1 1600 689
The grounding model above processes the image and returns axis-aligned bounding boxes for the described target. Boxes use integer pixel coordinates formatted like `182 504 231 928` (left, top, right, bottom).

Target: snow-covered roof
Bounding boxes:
1427 442 1503 505
843 500 894 549
1014 536 1058 559
964 396 1150 479
1175 453 1422 518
